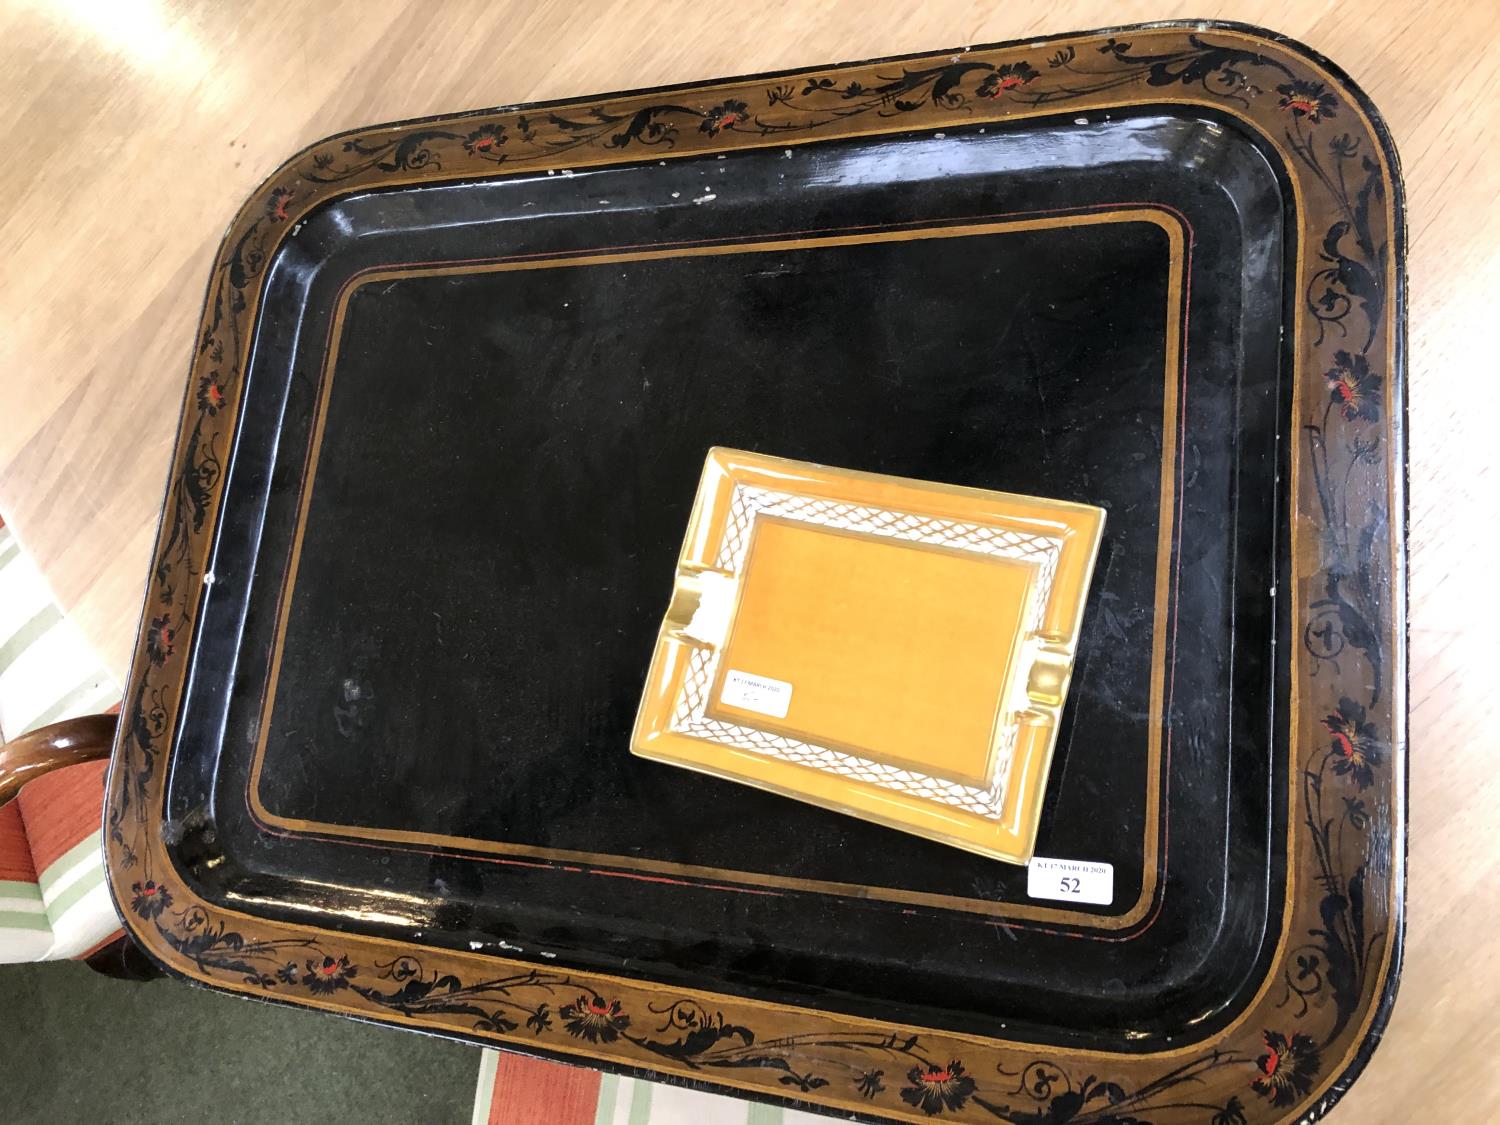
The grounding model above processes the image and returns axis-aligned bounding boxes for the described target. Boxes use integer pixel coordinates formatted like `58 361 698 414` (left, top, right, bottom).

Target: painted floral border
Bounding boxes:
106 23 1403 1125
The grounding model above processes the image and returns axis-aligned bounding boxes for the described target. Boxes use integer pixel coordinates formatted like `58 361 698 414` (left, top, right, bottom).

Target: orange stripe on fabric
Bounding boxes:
487 1053 602 1125
76 928 128 959
0 799 38 882
15 759 108 873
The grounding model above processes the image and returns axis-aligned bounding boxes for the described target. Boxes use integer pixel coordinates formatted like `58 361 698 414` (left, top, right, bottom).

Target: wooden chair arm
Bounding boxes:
0 714 117 806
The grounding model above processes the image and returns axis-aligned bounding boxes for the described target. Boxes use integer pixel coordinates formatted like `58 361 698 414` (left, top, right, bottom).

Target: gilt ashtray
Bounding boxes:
633 448 1104 862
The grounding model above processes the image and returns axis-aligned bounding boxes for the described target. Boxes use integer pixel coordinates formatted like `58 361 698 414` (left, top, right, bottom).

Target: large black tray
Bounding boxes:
107 21 1405 1125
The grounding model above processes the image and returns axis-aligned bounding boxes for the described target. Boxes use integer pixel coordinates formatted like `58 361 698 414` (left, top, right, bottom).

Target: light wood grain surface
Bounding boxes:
1 1 1495 1118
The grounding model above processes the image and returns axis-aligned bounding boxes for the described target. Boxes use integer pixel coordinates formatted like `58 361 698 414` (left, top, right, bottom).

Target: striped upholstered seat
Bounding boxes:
0 518 123 962
471 1050 833 1124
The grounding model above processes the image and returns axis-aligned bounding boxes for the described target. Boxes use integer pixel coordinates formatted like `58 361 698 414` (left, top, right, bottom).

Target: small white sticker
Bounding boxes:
1027 856 1114 906
720 670 793 719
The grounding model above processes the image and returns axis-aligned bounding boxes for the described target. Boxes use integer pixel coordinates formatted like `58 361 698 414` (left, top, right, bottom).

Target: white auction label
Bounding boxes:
1026 856 1114 906
719 669 794 719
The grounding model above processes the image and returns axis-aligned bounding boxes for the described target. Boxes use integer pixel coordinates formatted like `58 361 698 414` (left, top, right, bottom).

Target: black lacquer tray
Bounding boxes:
106 21 1405 1124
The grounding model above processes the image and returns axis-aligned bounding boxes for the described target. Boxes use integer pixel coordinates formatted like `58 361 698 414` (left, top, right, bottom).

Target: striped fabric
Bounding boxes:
471 1051 836 1124
0 799 52 960
14 759 118 958
0 522 119 740
0 517 124 962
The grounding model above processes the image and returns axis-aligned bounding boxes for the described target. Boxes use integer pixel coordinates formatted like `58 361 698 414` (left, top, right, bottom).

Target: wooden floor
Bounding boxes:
2 1 1496 1118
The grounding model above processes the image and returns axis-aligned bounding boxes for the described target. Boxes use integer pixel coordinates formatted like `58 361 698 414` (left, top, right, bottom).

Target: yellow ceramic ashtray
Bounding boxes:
631 448 1105 863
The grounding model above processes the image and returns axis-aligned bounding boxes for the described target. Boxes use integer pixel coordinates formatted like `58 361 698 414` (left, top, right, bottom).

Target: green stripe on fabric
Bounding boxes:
593 1072 619 1125
23 673 112 736
0 604 61 677
0 909 52 931
747 1102 784 1125
0 880 45 903
0 534 19 573
43 863 105 920
592 1072 618 1125
38 831 103 895
627 1080 653 1125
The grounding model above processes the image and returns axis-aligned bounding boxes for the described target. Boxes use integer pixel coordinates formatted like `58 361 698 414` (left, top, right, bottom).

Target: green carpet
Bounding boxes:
0 959 480 1123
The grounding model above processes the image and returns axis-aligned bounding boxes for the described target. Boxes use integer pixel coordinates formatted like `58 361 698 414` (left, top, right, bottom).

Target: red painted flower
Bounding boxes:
1251 1030 1320 1106
463 124 507 156
266 186 295 222
303 954 356 994
130 880 172 920
1277 80 1337 124
146 615 175 665
1323 696 1383 790
900 1060 977 1115
1325 349 1382 423
197 375 225 416
977 62 1040 97
559 994 630 1042
700 99 749 137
